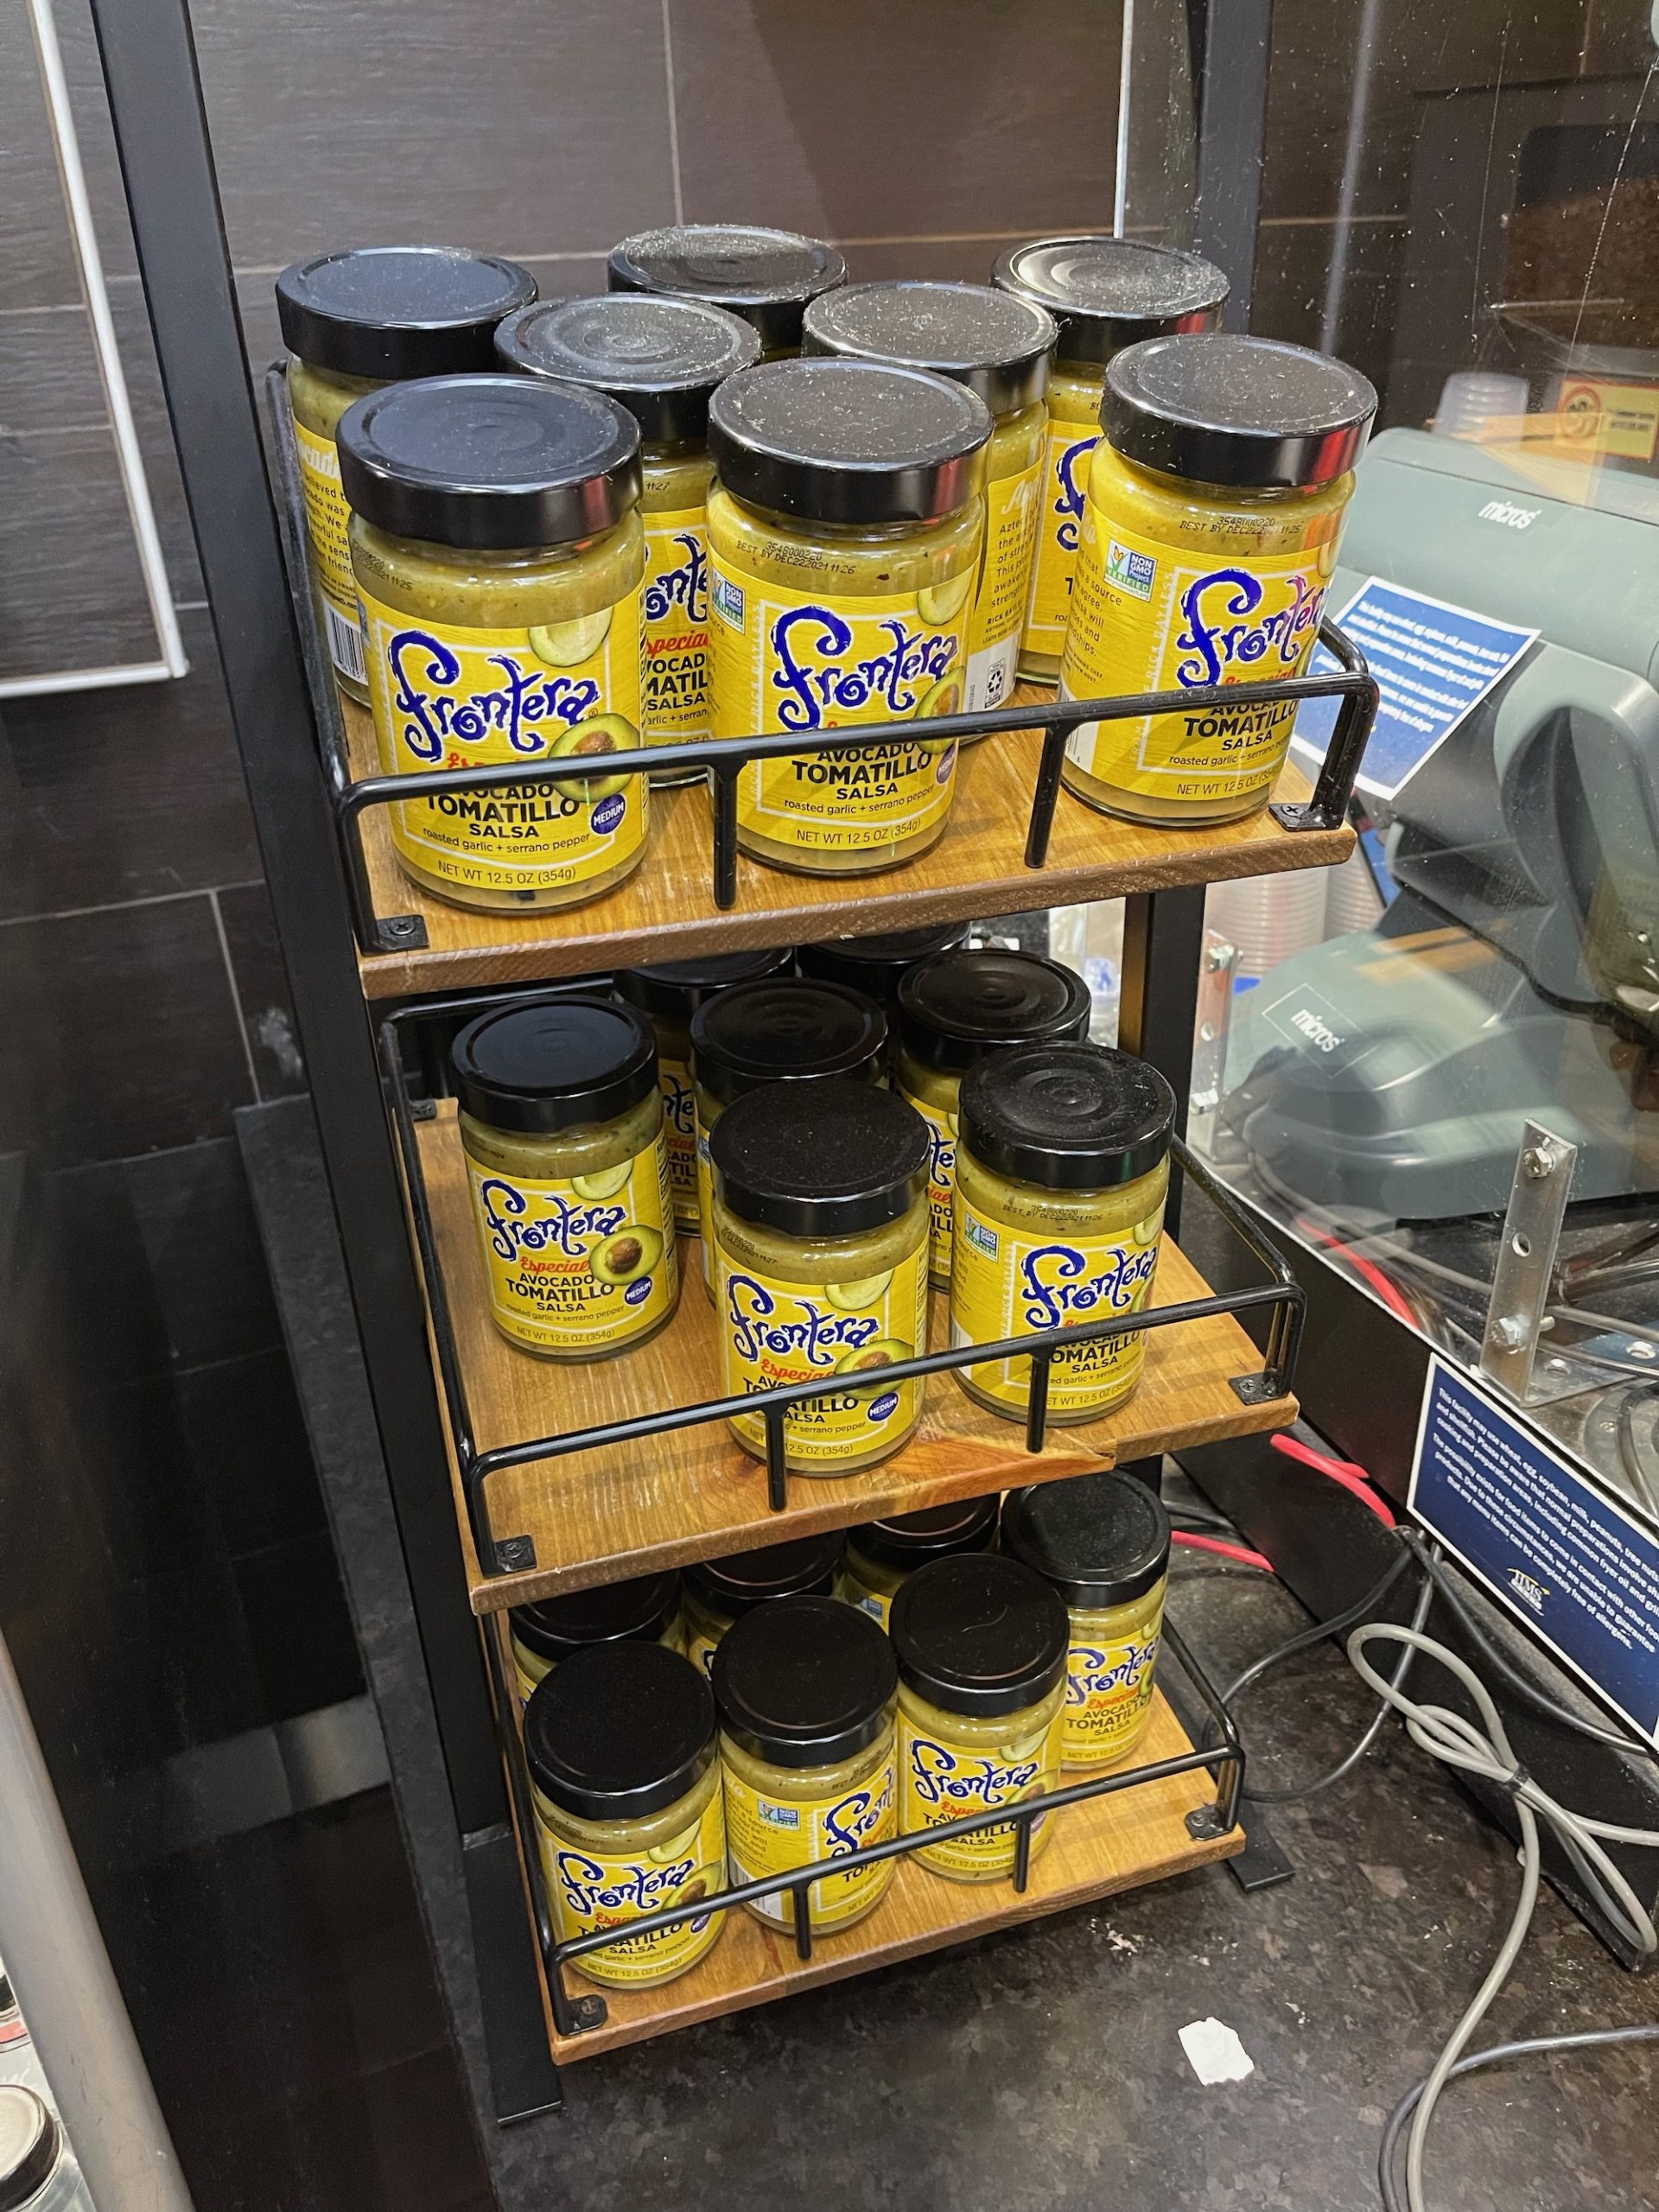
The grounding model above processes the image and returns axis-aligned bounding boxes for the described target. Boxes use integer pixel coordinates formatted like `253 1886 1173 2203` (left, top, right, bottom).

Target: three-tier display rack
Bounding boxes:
93 0 1337 2127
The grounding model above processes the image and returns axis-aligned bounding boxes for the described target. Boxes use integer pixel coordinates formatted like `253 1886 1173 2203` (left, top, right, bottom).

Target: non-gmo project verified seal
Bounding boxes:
1106 541 1156 600
711 574 745 626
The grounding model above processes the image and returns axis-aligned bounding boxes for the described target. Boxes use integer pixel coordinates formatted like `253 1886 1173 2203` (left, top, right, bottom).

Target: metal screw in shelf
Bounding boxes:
495 1535 537 1573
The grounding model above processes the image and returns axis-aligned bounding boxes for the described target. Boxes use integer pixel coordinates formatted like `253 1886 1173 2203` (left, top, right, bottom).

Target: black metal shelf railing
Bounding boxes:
377 984 1306 1580
264 368 1380 959
482 1599 1245 2042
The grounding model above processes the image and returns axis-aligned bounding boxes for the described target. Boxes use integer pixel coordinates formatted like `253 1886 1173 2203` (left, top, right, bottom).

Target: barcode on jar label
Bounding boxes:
324 601 366 683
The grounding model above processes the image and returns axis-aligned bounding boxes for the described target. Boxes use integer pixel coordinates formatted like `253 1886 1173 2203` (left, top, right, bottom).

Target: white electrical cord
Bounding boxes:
1346 1621 1659 2212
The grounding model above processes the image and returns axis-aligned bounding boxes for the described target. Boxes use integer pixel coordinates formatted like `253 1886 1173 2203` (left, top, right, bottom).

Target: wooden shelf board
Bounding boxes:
414 1106 1296 1615
347 690 1352 998
529 1688 1240 2064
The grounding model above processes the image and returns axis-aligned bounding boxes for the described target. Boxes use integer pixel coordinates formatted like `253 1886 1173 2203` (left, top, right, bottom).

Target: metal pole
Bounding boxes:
1117 886 1207 1238
0 1631 195 2212
1192 0 1273 327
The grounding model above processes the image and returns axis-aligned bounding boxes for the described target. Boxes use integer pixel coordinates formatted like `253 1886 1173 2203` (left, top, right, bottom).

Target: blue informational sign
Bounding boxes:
1290 577 1537 802
1409 1359 1659 1745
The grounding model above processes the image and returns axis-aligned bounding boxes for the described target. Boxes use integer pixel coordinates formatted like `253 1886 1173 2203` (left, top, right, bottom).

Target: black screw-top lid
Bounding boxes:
993 237 1227 366
1103 333 1377 490
1001 1474 1172 1607
848 1495 1000 1574
958 1043 1174 1192
450 995 658 1136
690 979 885 1108
510 1570 681 1664
336 375 641 550
711 1078 929 1240
525 1641 715 1821
683 1532 846 1616
0 2088 60 2212
276 246 537 381
614 947 795 1027
713 1595 897 1767
608 224 847 354
889 1554 1069 1718
897 950 1092 1075
708 359 990 526
803 281 1057 416
494 292 761 445
797 923 969 1001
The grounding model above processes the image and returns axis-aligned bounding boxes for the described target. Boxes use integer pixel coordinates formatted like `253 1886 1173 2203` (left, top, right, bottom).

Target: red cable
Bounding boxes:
1172 1529 1274 1573
1270 1431 1397 1528
1294 1215 1420 1328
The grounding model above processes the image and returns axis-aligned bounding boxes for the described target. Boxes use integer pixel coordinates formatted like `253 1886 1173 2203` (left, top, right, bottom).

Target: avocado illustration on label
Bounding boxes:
825 1270 893 1312
918 570 974 625
915 671 964 753
835 1338 912 1375
572 1162 632 1200
529 607 613 666
548 713 637 800
589 1224 663 1284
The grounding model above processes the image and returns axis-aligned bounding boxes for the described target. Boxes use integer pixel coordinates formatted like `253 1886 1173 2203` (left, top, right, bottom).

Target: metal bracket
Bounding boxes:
376 913 429 950
494 1535 537 1573
1479 1122 1579 1403
1229 1374 1281 1405
1185 1802 1232 1840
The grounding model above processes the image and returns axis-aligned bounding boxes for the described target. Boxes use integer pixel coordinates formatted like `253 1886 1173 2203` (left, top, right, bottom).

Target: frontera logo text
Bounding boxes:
725 1274 880 1368
1053 433 1098 552
768 607 958 732
1018 1242 1159 1333
645 531 709 625
477 1178 626 1264
389 630 599 762
1174 568 1326 689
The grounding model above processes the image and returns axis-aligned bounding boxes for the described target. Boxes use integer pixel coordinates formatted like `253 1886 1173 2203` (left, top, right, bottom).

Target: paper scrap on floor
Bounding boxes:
1179 2017 1255 2085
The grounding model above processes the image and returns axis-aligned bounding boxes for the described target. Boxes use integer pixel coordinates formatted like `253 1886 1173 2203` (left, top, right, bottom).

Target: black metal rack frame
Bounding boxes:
264 370 1378 957
379 986 1305 1579
483 1608 1245 2042
91 0 1300 2127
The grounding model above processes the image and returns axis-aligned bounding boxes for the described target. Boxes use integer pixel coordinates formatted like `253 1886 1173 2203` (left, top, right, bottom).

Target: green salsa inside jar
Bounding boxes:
452 995 679 1362
709 1078 931 1477
276 245 536 699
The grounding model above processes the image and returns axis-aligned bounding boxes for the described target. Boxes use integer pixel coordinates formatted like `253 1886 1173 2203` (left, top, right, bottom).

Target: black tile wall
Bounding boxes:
124 1135 283 1364
219 881 308 1100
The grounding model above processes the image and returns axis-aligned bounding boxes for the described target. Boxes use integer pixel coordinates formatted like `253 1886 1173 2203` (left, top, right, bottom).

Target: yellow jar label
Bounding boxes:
897 1704 1063 1878
466 1133 677 1356
721 1752 896 1929
1059 502 1337 804
541 1790 725 1987
685 1624 720 1676
713 1241 930 1466
694 1105 716 1287
1064 1624 1161 1765
293 418 366 684
839 1568 892 1631
709 556 968 856
642 505 713 741
899 1083 957 1283
512 1634 550 1712
359 584 647 896
1023 416 1100 660
950 1192 1163 1415
658 1049 700 1233
966 456 1043 709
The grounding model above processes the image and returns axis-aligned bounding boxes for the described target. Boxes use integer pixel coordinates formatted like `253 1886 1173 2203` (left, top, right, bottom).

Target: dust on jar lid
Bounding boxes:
613 946 796 1026
707 359 991 526
803 279 1057 416
888 1553 1069 1717
848 1495 1001 1573
712 1594 897 1767
276 245 537 381
449 995 658 1135
1001 1472 1172 1608
797 923 968 1001
524 1641 715 1821
690 978 886 1107
957 1041 1174 1192
493 291 761 444
608 223 847 353
335 374 640 551
510 1569 682 1663
1103 332 1378 490
0 2086 60 2212
897 948 1092 1075
710 1078 929 1240
993 236 1228 366
683 1531 846 1614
